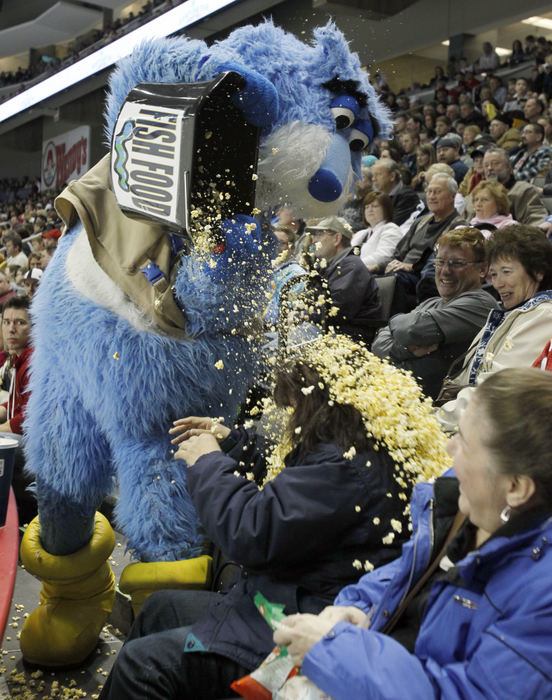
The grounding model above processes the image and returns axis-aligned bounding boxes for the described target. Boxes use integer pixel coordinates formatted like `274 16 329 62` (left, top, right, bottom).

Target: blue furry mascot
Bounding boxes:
19 20 391 666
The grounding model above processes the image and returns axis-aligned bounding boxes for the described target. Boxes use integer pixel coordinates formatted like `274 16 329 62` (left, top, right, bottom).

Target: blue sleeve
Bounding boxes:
219 426 268 483
333 554 407 614
303 608 552 700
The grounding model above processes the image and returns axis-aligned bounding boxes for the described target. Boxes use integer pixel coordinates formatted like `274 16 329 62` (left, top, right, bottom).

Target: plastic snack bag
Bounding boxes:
274 674 333 699
231 593 333 700
231 643 298 699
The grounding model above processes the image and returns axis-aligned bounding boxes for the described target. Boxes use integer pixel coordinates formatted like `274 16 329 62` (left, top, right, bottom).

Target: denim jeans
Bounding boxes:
99 589 250 699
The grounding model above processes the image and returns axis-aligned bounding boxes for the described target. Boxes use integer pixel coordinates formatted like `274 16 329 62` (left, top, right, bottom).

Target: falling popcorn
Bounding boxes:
364 560 374 572
391 519 403 533
112 351 119 360
382 532 395 545
355 505 361 512
343 446 356 460
214 359 224 370
251 173 258 180
300 385 315 395
352 559 362 570
258 333 450 511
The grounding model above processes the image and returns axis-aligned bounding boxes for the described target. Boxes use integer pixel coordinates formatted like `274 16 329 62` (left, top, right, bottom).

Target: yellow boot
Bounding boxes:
119 555 212 616
20 512 116 667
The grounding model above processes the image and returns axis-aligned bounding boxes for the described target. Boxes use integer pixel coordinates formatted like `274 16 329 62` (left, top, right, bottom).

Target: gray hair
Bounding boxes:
428 172 458 194
376 158 401 181
483 147 511 168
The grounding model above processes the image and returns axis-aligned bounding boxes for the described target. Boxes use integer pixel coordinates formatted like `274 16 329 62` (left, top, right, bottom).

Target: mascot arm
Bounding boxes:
175 214 274 334
206 214 268 283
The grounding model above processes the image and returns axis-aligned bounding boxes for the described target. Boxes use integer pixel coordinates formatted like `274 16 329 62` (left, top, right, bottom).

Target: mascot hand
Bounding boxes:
220 62 279 128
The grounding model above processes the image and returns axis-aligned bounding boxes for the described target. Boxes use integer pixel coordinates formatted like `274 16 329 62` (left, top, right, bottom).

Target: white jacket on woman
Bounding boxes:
350 220 404 270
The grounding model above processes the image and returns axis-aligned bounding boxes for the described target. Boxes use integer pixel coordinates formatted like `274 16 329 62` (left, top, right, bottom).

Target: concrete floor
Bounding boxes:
0 527 134 699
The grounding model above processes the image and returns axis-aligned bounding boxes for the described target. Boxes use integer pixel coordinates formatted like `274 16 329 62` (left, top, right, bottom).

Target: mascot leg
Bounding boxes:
113 437 215 614
19 512 116 666
112 435 205 561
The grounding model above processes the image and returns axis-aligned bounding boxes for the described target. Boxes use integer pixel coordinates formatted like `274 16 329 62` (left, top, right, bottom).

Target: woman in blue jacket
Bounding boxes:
99 334 449 699
276 367 552 699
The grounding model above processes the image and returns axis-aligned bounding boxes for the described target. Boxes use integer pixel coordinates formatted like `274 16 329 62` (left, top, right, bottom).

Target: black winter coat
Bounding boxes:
185 427 410 670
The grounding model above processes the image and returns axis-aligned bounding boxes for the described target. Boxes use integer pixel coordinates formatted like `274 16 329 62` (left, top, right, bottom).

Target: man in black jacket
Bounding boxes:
307 215 382 343
371 158 421 226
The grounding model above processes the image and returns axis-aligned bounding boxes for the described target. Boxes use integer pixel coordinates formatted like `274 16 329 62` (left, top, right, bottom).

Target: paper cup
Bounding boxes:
0 437 19 527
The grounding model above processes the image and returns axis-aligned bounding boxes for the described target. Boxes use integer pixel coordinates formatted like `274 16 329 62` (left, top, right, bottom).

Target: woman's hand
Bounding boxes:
317 605 371 628
273 613 337 667
169 416 231 445
173 432 221 467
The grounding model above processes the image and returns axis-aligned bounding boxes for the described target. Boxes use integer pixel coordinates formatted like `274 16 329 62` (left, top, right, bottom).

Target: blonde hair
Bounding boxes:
425 162 454 181
463 125 481 139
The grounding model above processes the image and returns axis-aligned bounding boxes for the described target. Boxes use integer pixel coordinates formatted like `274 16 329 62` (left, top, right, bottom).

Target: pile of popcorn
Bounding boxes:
260 332 452 489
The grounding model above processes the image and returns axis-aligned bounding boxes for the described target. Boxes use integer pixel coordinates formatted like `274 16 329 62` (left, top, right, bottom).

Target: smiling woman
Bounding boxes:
436 224 552 430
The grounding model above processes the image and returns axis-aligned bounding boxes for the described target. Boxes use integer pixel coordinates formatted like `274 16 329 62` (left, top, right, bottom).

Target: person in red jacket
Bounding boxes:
0 295 34 521
0 295 32 435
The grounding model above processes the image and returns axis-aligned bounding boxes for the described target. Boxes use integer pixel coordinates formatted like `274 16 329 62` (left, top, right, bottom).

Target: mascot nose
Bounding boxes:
308 132 351 202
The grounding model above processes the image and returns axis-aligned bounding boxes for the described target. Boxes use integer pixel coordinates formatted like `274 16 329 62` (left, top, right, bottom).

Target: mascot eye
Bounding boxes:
349 128 370 151
330 95 359 130
331 106 355 130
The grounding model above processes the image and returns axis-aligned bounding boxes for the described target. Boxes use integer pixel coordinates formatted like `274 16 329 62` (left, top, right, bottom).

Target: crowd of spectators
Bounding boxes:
256 34 552 405
2 28 552 700
0 0 181 101
0 185 62 288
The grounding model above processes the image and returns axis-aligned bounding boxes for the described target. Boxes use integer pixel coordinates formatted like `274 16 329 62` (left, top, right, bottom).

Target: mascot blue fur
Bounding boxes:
19 19 391 666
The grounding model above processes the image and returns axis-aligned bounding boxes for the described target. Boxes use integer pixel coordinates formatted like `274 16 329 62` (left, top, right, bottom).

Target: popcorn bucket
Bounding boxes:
110 72 260 239
0 437 18 527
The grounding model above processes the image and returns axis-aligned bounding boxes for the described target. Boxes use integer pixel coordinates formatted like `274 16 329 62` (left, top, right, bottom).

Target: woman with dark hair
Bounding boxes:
350 191 404 272
275 367 552 699
436 224 552 429
510 38 526 66
99 334 449 700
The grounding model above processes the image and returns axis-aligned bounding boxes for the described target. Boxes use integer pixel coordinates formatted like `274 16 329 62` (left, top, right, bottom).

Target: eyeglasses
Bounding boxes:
434 258 483 269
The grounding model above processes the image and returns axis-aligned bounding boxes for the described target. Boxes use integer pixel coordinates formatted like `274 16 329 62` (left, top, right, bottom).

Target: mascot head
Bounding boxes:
105 20 391 221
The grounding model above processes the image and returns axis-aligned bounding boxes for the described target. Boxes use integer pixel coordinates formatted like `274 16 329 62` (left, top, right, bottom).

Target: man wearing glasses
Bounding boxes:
372 227 497 399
